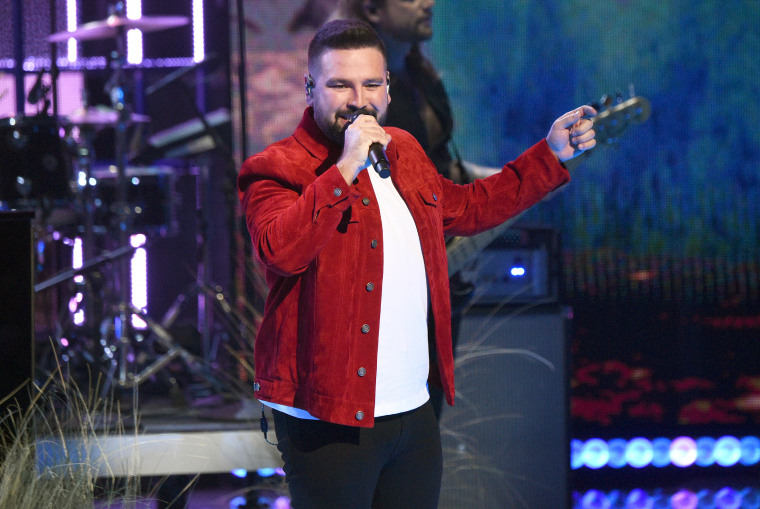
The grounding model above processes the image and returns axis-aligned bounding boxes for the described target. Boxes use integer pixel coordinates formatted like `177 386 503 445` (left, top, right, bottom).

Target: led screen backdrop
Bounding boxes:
232 0 760 437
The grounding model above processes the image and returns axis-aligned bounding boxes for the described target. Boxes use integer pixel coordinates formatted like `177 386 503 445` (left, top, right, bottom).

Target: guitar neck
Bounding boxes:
445 94 651 277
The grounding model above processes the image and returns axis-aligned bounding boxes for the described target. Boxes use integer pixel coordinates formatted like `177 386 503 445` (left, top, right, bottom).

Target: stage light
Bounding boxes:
230 468 247 478
510 266 526 277
714 436 742 467
130 234 148 329
740 488 760 509
625 437 653 468
579 489 610 509
193 0 205 63
229 496 247 508
671 490 698 509
607 438 627 468
72 237 85 325
71 237 83 279
651 437 671 467
714 487 742 509
625 488 652 509
696 436 716 466
740 436 760 466
670 436 698 468
126 0 143 65
257 468 278 477
66 0 78 62
581 438 609 469
571 439 584 469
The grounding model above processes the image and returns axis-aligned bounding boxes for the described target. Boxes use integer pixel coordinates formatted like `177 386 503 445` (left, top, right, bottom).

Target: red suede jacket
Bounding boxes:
237 108 569 427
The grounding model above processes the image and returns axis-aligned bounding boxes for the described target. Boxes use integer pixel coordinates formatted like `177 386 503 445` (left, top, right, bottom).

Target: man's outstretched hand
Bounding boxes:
546 105 597 162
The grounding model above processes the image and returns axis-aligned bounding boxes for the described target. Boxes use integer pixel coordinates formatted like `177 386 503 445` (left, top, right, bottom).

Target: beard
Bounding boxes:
314 107 387 146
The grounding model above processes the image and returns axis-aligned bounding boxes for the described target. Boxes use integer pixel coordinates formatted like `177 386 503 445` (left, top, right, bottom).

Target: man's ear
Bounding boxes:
362 1 381 23
304 74 315 105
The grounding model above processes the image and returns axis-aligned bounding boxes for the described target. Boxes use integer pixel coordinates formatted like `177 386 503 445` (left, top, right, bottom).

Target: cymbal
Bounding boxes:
66 106 151 128
48 14 188 43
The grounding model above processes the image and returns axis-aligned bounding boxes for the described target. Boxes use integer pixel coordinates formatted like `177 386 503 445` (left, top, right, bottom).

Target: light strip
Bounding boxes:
71 237 84 325
126 0 143 65
576 487 759 509
572 435 760 470
192 0 205 63
130 234 148 329
66 0 78 62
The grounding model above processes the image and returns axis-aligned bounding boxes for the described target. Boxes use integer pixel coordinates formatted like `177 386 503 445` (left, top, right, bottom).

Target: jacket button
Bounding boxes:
432 193 438 201
371 239 378 248
357 367 366 377
361 324 370 334
355 411 364 421
362 197 370 206
333 188 342 197
253 382 260 391
366 282 374 291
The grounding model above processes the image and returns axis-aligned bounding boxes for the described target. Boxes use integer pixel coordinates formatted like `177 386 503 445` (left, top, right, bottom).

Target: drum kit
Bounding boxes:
1 4 231 397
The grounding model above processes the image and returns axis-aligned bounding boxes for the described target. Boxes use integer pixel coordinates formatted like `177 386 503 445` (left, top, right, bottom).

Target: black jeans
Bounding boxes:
273 401 442 509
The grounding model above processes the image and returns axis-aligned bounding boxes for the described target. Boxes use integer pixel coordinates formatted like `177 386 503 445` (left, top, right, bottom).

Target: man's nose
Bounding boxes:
347 87 368 109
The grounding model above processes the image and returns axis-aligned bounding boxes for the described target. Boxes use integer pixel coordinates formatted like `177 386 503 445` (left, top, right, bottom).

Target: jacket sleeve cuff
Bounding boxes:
313 165 361 215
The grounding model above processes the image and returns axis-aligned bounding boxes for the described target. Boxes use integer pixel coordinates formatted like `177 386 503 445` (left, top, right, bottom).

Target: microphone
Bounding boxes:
27 68 46 105
350 109 390 176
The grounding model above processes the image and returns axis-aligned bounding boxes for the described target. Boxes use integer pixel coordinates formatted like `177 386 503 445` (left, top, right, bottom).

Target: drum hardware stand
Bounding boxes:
92 3 212 395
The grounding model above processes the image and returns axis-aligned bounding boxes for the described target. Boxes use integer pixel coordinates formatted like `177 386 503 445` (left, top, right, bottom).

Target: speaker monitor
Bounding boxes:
439 304 570 508
0 211 35 414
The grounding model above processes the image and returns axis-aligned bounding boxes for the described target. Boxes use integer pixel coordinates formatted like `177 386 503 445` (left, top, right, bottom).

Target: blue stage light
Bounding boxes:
571 439 584 469
581 438 610 469
740 436 760 466
714 436 742 467
580 489 611 509
229 495 247 508
230 468 247 478
696 436 716 466
625 437 654 468
626 488 653 509
714 487 742 509
607 438 628 468
510 266 526 277
651 437 672 467
257 468 279 477
740 488 760 509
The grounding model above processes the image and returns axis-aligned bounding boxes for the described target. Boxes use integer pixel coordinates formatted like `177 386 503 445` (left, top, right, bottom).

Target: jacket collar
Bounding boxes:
293 107 343 163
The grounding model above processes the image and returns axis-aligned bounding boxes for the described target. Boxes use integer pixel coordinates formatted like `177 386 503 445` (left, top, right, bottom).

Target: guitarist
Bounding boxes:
330 0 501 419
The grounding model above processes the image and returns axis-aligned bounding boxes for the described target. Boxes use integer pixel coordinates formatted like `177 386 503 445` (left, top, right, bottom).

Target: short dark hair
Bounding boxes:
308 19 387 72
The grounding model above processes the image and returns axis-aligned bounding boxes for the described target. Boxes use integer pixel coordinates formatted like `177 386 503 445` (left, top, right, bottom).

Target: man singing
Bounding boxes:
237 19 595 509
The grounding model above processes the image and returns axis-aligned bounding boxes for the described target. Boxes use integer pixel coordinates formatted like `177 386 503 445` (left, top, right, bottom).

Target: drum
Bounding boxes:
0 116 72 208
91 165 178 235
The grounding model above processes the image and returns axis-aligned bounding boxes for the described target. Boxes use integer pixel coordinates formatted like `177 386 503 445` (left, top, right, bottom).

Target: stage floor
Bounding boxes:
36 397 282 478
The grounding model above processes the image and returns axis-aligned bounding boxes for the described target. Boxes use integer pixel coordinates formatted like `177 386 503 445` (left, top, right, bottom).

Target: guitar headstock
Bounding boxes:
589 91 651 145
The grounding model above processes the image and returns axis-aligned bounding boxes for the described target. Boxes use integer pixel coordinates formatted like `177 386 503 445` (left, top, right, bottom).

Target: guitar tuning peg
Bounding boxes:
628 83 636 98
590 101 601 111
600 94 612 109
615 89 624 103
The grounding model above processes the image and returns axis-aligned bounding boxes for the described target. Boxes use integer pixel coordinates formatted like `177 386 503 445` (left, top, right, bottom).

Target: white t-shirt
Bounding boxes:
263 165 430 419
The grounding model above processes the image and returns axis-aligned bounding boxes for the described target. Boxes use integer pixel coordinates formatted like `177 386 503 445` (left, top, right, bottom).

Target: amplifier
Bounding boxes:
461 226 561 305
